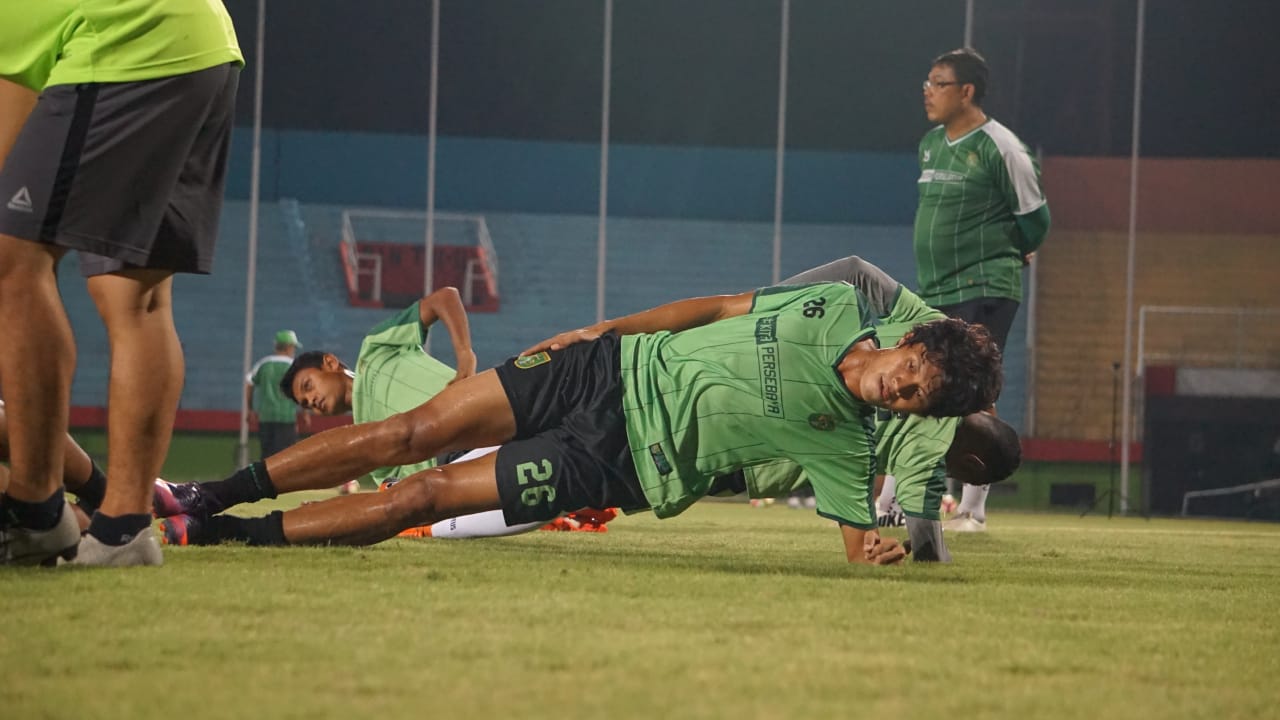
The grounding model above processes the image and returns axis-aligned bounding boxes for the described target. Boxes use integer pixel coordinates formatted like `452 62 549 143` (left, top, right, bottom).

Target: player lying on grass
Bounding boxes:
271 256 1019 561
152 274 1002 564
358 409 1018 563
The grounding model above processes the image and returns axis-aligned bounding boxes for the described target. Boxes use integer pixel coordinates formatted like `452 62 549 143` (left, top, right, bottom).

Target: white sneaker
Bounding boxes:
941 512 987 533
66 528 164 567
0 500 82 566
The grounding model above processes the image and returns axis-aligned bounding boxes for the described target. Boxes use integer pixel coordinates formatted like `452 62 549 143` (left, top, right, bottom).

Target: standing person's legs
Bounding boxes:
0 239 81 564
936 297 1018 530
1 64 239 566
258 422 294 459
84 270 182 522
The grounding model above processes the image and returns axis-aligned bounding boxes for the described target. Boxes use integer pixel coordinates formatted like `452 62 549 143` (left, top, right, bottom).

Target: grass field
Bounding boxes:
3 499 1278 720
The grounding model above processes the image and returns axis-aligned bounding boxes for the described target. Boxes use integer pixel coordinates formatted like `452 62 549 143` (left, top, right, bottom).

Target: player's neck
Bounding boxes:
836 340 877 402
944 107 987 141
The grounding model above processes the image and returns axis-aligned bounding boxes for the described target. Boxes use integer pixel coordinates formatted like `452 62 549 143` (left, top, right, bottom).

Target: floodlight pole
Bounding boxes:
964 0 974 47
595 0 613 324
770 0 790 285
423 0 440 354
237 0 266 467
1120 0 1147 515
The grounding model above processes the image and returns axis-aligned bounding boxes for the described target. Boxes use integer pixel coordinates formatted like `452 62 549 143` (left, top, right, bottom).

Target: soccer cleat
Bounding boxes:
397 524 433 538
152 479 223 519
941 512 987 533
66 528 163 567
540 507 618 533
159 514 202 546
0 500 82 566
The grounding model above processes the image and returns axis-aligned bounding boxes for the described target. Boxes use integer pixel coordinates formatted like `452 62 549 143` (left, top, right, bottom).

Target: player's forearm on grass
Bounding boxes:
840 525 875 564
599 292 755 337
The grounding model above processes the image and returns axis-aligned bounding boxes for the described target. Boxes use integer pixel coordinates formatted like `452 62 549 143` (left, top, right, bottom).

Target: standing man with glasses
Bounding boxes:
915 48 1050 532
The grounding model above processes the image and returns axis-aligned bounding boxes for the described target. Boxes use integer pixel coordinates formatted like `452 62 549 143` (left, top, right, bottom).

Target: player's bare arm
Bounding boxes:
841 525 906 566
521 290 756 356
418 286 477 383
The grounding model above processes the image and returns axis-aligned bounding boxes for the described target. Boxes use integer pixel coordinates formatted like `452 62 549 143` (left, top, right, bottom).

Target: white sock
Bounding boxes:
955 483 990 522
429 510 544 539
428 446 544 538
877 475 898 513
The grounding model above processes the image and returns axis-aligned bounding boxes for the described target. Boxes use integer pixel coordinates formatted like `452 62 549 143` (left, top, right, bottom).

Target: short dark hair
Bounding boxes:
279 350 330 404
960 412 1022 483
902 317 1003 417
933 47 989 105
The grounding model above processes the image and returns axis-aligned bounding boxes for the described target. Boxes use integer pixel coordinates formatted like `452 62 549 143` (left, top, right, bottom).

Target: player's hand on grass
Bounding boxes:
450 349 478 384
521 325 604 357
865 535 907 565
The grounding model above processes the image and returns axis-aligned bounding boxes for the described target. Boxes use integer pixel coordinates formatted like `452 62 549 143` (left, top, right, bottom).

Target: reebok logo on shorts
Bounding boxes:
7 187 33 213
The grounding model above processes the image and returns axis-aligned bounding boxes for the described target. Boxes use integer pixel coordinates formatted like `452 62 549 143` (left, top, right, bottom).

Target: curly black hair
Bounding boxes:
279 350 331 404
901 318 1003 417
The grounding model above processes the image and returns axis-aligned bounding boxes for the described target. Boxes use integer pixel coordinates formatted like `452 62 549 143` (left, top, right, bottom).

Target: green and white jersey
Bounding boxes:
0 0 242 91
247 355 297 424
352 302 457 484
913 119 1046 306
620 282 880 529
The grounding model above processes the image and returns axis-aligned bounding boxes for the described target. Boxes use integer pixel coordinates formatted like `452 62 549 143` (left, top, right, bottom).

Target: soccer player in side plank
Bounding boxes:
157 277 1002 564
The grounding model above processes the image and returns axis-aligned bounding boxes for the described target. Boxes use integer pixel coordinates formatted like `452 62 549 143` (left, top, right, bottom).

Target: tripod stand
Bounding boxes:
1081 362 1122 518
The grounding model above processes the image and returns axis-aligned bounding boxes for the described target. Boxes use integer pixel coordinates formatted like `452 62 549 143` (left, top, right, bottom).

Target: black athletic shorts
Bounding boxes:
936 296 1020 351
0 63 239 277
492 333 649 526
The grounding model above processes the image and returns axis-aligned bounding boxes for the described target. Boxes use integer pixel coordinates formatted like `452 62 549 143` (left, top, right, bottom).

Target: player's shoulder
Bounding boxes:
978 118 1032 156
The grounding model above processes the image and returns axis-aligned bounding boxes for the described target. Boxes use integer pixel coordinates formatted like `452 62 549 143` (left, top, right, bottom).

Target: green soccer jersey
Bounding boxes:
352 302 457 485
869 289 957 520
763 256 959 519
247 355 298 424
913 119 1046 307
620 282 880 529
0 0 242 91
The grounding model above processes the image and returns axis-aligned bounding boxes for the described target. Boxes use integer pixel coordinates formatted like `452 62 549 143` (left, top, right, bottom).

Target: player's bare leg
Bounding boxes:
87 270 183 516
157 370 518 526
267 369 516 493
0 237 80 564
69 270 181 565
282 451 504 545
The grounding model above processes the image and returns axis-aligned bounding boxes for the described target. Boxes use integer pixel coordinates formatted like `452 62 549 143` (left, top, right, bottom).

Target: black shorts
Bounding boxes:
492 333 648 526
936 296 1020 351
0 63 239 277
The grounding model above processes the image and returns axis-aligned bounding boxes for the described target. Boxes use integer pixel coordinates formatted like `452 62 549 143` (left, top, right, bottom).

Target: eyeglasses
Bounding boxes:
922 79 964 92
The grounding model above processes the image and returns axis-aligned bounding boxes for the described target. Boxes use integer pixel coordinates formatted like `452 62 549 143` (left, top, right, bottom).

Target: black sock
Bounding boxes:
72 463 108 513
203 461 278 511
205 511 287 547
87 511 152 546
1 488 66 530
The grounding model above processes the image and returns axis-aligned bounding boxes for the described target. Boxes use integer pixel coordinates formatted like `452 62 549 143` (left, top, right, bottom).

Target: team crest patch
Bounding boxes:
514 352 551 369
808 413 837 431
967 151 979 166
